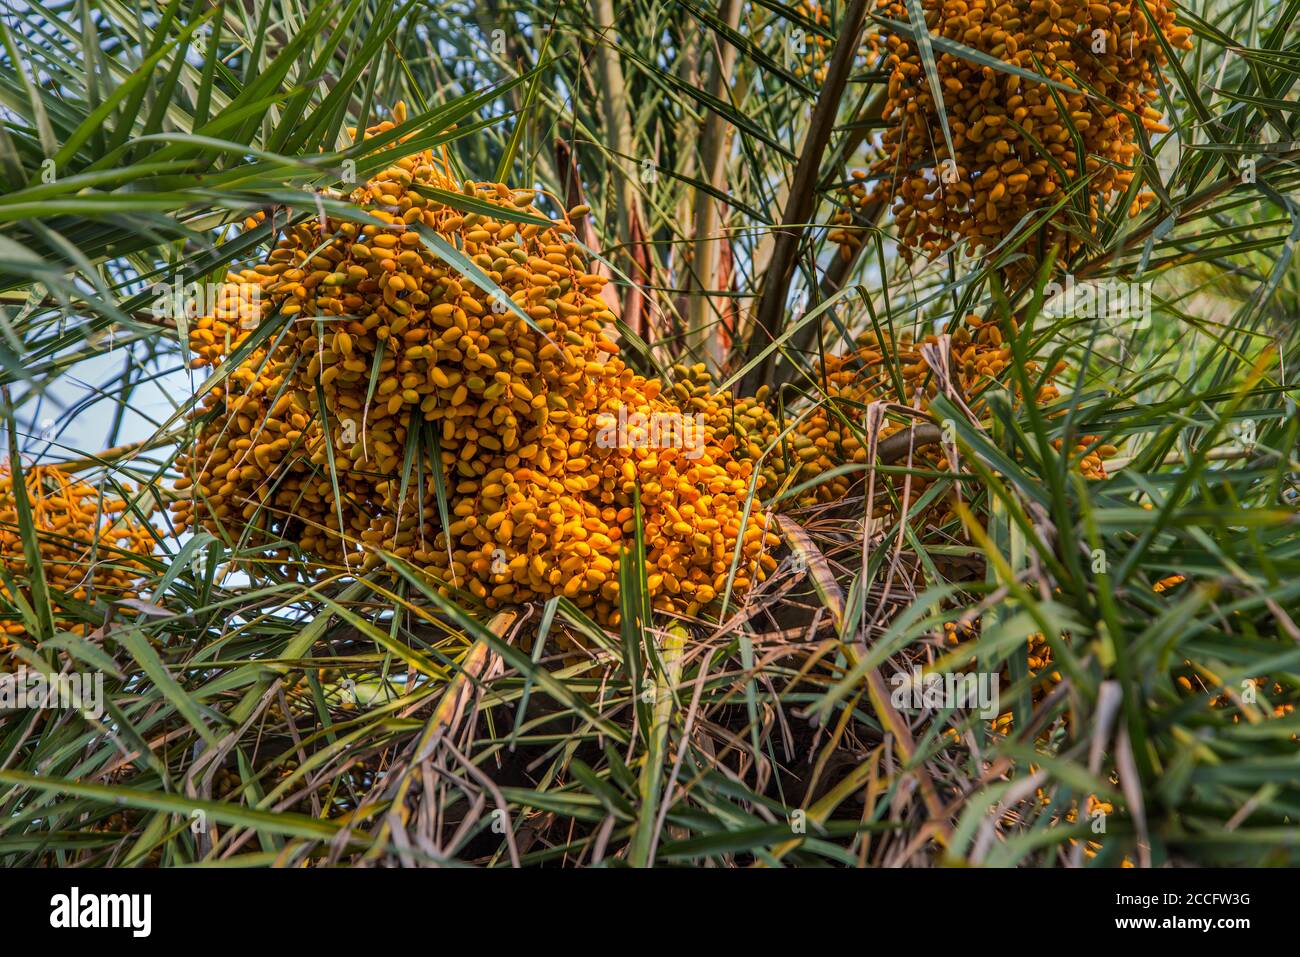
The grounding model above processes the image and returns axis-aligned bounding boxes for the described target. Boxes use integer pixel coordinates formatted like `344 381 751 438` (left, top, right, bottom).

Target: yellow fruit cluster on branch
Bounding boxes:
681 314 1113 512
0 465 155 660
670 363 785 492
828 170 872 261
869 0 1192 260
792 1 835 83
174 109 778 625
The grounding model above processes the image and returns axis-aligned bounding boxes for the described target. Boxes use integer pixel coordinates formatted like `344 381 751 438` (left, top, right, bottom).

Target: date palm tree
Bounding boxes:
0 0 1296 867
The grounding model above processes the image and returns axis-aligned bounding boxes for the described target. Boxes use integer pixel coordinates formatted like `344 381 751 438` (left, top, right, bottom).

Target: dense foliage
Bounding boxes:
0 0 1296 868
